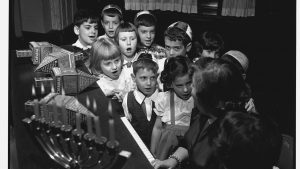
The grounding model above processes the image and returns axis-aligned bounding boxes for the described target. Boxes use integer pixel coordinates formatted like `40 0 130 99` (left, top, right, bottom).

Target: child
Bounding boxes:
134 10 167 75
122 56 160 147
68 9 99 74
192 31 224 62
98 4 123 40
164 21 193 58
151 56 194 160
72 9 99 50
89 37 126 99
114 22 139 91
220 50 257 113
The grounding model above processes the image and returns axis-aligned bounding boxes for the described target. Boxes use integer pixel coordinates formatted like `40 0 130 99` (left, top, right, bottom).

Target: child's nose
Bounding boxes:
127 39 131 45
146 32 151 38
109 22 113 29
111 63 117 69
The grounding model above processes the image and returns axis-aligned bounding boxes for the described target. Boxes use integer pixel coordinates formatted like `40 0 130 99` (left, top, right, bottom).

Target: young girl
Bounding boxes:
150 56 194 160
89 37 127 100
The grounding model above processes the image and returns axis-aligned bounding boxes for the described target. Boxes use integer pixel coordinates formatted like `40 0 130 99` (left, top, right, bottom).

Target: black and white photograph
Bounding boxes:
9 0 295 169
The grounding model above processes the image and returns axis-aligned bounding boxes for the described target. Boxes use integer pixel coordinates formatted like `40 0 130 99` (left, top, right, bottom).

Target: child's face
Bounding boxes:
165 37 187 58
101 15 121 38
201 49 218 58
171 74 192 100
133 68 157 97
118 31 137 58
100 57 122 80
75 21 98 46
137 25 155 47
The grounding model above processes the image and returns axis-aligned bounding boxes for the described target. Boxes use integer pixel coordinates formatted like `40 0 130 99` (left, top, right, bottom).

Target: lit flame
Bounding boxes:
41 83 45 95
86 96 90 108
108 100 112 116
32 85 36 97
51 82 55 93
61 87 65 95
93 99 97 112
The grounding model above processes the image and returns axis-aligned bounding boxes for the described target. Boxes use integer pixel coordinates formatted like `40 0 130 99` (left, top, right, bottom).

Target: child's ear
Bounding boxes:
74 26 80 35
101 20 104 27
186 42 192 52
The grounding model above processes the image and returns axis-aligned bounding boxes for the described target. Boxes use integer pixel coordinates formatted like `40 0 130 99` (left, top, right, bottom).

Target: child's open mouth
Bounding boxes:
126 48 132 53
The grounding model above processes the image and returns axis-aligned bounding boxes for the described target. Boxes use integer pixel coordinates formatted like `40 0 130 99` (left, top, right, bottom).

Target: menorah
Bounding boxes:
22 85 131 169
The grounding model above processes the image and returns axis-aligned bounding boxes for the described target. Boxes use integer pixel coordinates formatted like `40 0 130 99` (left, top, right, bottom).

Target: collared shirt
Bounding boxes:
122 89 159 121
154 91 194 126
72 40 91 50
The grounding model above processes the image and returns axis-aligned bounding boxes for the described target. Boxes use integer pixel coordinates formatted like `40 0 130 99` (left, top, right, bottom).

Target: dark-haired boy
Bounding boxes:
122 58 160 147
164 21 192 58
98 4 123 40
72 9 99 50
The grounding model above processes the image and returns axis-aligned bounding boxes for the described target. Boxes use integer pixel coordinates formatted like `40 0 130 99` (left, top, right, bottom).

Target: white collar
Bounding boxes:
72 40 91 50
133 89 159 104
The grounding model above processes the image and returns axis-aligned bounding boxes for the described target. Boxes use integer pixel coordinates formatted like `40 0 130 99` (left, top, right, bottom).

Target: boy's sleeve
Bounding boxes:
122 93 132 121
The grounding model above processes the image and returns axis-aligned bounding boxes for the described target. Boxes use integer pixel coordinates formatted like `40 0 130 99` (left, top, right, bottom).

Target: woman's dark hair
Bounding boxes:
192 59 247 115
215 111 282 169
160 56 192 91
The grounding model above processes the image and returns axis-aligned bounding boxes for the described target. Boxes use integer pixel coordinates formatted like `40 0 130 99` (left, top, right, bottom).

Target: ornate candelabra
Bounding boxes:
22 86 130 169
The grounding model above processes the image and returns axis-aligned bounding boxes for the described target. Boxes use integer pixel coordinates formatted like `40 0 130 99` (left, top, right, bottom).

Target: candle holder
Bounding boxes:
22 93 129 169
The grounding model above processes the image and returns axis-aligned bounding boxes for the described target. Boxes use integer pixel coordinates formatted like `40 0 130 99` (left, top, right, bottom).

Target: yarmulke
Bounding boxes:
168 21 192 41
135 10 155 20
102 4 122 16
225 50 249 72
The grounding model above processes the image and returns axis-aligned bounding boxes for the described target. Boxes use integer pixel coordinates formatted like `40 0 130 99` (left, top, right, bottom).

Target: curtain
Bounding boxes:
221 0 255 17
125 0 197 13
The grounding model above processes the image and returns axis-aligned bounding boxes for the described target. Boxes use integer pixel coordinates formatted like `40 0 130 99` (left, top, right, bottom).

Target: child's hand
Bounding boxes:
245 98 257 113
151 158 177 169
111 89 124 102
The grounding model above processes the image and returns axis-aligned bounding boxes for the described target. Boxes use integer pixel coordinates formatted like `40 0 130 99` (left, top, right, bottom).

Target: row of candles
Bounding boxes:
31 83 117 147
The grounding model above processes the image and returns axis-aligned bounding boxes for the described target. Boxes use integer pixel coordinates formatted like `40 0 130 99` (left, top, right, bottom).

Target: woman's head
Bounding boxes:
191 59 246 116
89 38 123 79
215 111 282 169
161 56 193 100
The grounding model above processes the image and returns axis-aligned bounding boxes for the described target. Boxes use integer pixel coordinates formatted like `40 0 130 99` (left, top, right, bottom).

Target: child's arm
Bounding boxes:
150 116 163 154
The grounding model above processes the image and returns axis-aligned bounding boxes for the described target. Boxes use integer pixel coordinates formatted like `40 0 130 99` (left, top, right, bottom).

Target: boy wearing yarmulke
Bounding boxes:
98 4 123 40
134 10 166 74
164 21 193 59
221 50 257 113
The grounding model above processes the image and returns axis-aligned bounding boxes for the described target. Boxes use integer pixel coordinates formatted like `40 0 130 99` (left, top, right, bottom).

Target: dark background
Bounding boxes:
9 0 295 139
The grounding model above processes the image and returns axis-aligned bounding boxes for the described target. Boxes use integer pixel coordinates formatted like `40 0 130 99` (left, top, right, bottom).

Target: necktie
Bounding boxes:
141 100 147 118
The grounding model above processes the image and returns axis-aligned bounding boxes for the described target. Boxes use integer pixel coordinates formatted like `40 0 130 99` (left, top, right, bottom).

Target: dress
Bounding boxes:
153 91 194 160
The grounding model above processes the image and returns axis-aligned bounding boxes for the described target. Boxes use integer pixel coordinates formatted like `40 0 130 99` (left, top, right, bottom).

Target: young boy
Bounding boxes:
122 57 159 147
98 4 123 40
220 50 257 113
134 10 166 74
164 21 193 58
67 9 98 74
72 9 99 50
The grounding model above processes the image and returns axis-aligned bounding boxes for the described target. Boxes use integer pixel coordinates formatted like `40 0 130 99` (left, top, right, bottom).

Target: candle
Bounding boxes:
86 96 90 108
108 100 115 142
93 99 97 113
76 113 81 131
51 82 55 93
41 82 45 95
87 115 92 135
32 85 39 118
94 116 101 138
53 101 58 124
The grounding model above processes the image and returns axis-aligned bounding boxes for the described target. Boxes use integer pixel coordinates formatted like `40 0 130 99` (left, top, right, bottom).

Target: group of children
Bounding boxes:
68 4 260 164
